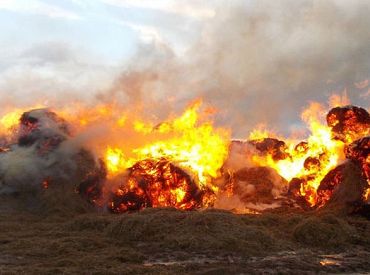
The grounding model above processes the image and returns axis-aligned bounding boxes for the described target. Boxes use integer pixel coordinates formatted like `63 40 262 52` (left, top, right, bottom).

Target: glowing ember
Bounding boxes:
109 158 213 213
315 165 345 208
42 179 50 189
327 106 370 143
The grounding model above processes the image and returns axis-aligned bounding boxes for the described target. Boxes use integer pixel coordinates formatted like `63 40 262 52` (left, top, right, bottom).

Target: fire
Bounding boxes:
0 105 44 139
105 147 129 175
248 124 272 140
100 101 230 212
105 101 230 189
251 101 345 206
109 158 213 212
0 111 22 133
0 95 368 213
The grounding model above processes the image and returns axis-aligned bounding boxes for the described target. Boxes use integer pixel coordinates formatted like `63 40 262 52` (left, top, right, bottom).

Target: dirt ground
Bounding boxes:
0 192 369 274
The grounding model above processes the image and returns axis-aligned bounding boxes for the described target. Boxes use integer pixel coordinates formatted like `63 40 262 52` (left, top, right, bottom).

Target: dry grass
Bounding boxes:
0 191 369 274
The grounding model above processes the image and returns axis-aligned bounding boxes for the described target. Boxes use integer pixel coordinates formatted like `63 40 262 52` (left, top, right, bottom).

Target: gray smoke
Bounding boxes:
99 0 370 137
0 109 89 194
1 1 370 138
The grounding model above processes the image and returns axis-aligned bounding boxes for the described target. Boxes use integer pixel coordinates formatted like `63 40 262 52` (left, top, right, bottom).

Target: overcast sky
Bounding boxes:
0 0 212 104
0 0 369 137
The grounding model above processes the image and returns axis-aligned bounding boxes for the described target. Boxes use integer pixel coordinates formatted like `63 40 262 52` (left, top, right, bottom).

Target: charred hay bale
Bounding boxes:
28 148 106 215
248 138 289 161
75 149 107 205
345 137 370 187
318 161 368 214
316 164 345 208
18 108 70 154
232 166 287 204
326 105 370 142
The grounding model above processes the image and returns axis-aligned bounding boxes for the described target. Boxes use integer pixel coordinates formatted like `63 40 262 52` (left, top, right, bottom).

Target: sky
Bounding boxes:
0 0 369 137
0 0 211 62
0 0 211 103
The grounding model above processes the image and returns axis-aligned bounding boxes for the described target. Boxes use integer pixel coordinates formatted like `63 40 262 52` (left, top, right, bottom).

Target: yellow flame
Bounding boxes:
105 101 230 189
0 105 45 137
251 101 345 205
0 111 22 132
249 127 270 140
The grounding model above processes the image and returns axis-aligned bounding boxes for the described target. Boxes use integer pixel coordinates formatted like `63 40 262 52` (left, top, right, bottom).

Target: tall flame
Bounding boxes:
104 100 230 190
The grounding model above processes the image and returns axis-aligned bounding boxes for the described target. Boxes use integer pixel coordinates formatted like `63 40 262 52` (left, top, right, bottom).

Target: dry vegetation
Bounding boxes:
0 186 369 274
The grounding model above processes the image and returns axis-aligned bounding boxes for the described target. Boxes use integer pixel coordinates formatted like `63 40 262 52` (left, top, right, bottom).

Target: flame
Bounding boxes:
0 105 43 137
251 101 345 206
0 95 367 211
109 158 213 212
364 187 370 202
248 124 272 140
105 101 230 190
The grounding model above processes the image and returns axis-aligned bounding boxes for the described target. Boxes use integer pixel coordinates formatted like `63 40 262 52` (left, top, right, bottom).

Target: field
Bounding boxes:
0 190 370 274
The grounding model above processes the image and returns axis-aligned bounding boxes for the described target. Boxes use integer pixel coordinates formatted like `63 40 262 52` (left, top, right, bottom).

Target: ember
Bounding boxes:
316 164 345 208
326 106 370 143
109 158 211 213
42 178 50 189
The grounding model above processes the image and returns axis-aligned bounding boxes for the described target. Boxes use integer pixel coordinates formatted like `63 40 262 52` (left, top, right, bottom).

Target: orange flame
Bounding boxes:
251 101 345 206
105 101 230 191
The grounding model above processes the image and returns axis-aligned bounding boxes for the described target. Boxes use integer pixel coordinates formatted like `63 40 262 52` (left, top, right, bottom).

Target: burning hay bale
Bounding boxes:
109 158 212 213
18 109 70 154
318 161 368 213
344 137 370 210
226 166 288 208
315 164 346 208
75 150 107 205
248 138 289 161
326 106 370 143
0 101 369 216
345 136 370 182
0 108 106 208
316 161 368 212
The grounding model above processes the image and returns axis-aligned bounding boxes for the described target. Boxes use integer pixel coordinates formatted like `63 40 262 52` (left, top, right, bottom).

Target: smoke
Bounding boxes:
1 1 369 137
0 41 119 108
98 0 370 137
0 109 93 195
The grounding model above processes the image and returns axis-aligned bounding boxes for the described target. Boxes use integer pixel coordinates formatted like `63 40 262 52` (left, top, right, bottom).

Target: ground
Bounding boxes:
0 192 369 274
